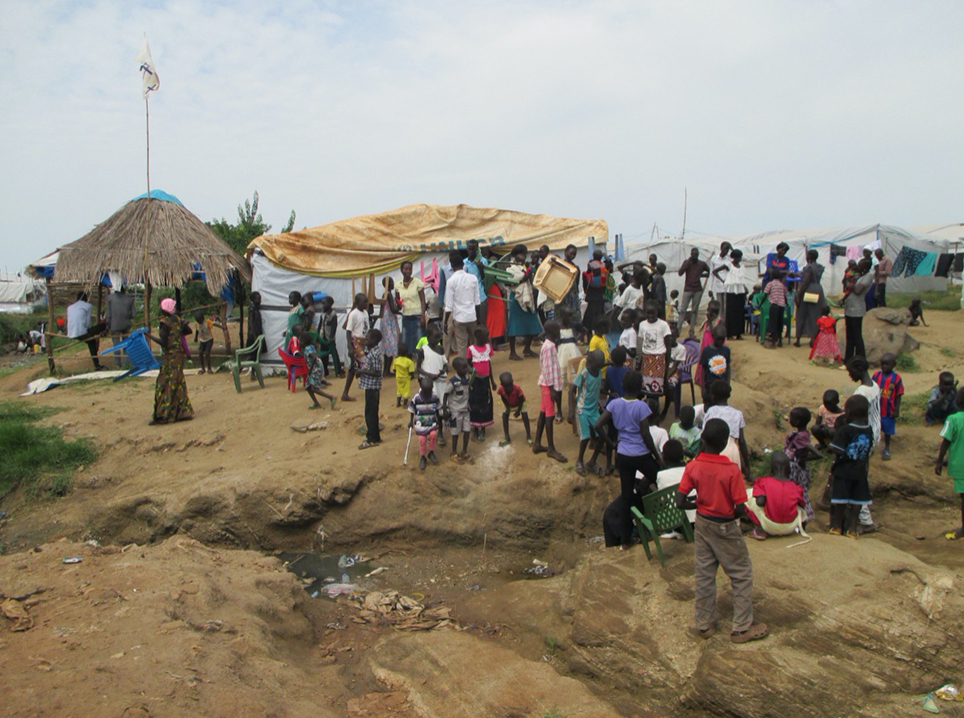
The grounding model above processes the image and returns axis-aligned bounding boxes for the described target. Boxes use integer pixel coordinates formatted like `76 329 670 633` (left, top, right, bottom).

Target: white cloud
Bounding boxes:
0 0 962 271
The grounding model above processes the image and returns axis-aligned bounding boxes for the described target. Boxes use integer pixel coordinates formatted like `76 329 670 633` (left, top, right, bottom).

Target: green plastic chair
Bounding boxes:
226 335 265 393
630 485 694 567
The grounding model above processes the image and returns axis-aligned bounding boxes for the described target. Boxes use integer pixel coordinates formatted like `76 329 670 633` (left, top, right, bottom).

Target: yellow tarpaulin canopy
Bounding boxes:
247 203 609 278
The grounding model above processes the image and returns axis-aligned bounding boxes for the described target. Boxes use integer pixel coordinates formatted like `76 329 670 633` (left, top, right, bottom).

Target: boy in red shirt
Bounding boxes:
677 418 768 643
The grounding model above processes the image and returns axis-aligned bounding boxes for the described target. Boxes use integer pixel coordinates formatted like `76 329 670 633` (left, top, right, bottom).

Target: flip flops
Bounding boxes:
945 530 964 541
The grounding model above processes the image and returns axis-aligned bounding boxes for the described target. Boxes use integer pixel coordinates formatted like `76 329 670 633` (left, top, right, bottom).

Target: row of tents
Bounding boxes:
21 192 963 369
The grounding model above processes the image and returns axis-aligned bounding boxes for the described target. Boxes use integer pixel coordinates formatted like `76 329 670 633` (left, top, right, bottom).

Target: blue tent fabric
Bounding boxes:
132 189 183 205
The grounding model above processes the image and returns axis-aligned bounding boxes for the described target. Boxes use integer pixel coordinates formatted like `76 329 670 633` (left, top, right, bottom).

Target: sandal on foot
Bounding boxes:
730 623 768 644
945 530 964 540
358 440 376 450
498 439 511 447
547 450 568 463
575 461 587 476
330 397 337 409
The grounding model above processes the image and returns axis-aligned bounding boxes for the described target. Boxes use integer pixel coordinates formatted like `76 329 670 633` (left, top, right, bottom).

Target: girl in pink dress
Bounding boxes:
808 306 842 365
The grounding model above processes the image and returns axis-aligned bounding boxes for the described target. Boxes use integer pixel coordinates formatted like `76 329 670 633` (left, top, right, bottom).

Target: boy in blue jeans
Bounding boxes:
677 418 768 643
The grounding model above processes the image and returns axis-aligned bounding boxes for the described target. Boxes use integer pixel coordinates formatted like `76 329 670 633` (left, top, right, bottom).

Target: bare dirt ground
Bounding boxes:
2 308 964 718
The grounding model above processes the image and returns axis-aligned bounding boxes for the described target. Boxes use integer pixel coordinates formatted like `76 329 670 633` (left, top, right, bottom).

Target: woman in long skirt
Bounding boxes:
505 245 541 360
793 250 827 346
150 297 193 425
721 250 748 339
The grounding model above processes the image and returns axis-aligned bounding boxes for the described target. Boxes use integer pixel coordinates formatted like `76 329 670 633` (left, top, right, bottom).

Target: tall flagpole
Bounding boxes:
143 93 152 330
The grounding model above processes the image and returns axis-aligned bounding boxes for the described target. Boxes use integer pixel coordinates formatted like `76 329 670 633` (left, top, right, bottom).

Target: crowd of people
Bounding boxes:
265 239 961 646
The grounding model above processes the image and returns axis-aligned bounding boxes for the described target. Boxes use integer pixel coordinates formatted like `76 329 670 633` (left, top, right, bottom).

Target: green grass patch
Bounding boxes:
941 347 956 357
899 391 930 427
895 352 920 373
0 401 97 500
887 289 961 312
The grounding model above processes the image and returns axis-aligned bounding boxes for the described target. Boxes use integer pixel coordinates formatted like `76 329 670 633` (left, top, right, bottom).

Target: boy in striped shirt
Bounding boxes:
872 352 904 461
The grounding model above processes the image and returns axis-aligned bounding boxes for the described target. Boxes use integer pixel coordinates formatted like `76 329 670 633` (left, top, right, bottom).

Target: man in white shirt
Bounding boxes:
443 251 481 359
66 291 105 370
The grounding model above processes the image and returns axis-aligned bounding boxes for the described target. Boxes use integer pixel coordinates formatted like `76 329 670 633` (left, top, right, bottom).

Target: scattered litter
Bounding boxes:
917 535 927 541
338 555 363 568
322 583 359 598
364 567 388 578
62 557 83 564
937 683 963 701
521 559 558 578
585 535 605 544
467 584 482 591
289 420 329 434
353 590 455 631
1 599 34 631
918 693 941 713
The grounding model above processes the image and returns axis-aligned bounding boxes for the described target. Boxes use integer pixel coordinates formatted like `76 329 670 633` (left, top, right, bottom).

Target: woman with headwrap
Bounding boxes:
149 297 194 425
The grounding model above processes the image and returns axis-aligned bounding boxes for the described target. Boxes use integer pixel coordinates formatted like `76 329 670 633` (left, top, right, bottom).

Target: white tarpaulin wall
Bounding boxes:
620 238 765 305
623 225 952 302
252 246 596 365
729 224 951 297
0 273 46 314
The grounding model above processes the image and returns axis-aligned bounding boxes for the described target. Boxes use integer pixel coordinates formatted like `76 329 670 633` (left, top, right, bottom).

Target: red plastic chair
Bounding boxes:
278 348 308 391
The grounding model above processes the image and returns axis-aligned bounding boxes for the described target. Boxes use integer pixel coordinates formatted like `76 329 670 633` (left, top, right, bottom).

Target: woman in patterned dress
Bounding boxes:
149 297 193 425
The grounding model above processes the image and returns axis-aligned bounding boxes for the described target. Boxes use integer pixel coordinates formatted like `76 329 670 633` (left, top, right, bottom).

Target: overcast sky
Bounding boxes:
1 0 962 272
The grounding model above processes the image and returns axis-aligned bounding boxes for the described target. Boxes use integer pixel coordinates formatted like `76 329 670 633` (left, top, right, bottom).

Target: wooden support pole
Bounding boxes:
96 283 103 321
238 278 246 349
144 281 152 332
45 278 56 374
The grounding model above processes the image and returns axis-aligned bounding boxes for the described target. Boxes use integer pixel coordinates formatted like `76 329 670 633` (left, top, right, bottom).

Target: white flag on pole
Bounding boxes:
136 36 160 98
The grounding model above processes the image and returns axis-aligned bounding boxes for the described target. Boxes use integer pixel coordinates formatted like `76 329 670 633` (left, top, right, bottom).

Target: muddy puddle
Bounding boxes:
278 551 386 597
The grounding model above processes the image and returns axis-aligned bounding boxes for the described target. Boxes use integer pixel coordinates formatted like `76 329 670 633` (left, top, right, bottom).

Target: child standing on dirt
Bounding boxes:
497 371 531 446
391 343 416 407
935 387 964 540
341 293 369 402
699 326 731 405
357 328 383 450
409 377 441 470
319 296 343 377
784 407 820 522
676 418 768 643
847 356 881 531
467 327 496 442
670 405 702 459
568 349 606 476
588 317 611 383
444 357 472 462
417 324 449 447
872 352 904 461
301 330 337 410
808 306 842 365
532 320 568 463
193 309 219 374
828 394 874 538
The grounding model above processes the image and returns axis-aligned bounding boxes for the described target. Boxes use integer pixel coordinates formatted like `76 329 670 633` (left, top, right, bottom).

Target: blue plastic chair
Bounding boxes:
99 328 161 381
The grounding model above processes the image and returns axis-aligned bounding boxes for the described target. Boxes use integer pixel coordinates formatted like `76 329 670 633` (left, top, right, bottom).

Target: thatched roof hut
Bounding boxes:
50 191 250 294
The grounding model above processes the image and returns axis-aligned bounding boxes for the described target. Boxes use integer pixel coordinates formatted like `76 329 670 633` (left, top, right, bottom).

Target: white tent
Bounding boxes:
622 224 953 301
0 272 46 314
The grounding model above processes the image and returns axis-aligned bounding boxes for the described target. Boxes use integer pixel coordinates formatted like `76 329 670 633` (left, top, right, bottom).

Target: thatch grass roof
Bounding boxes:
51 196 250 294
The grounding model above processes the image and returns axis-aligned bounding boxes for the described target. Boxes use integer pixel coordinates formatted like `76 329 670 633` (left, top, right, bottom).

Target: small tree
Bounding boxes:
207 191 293 258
